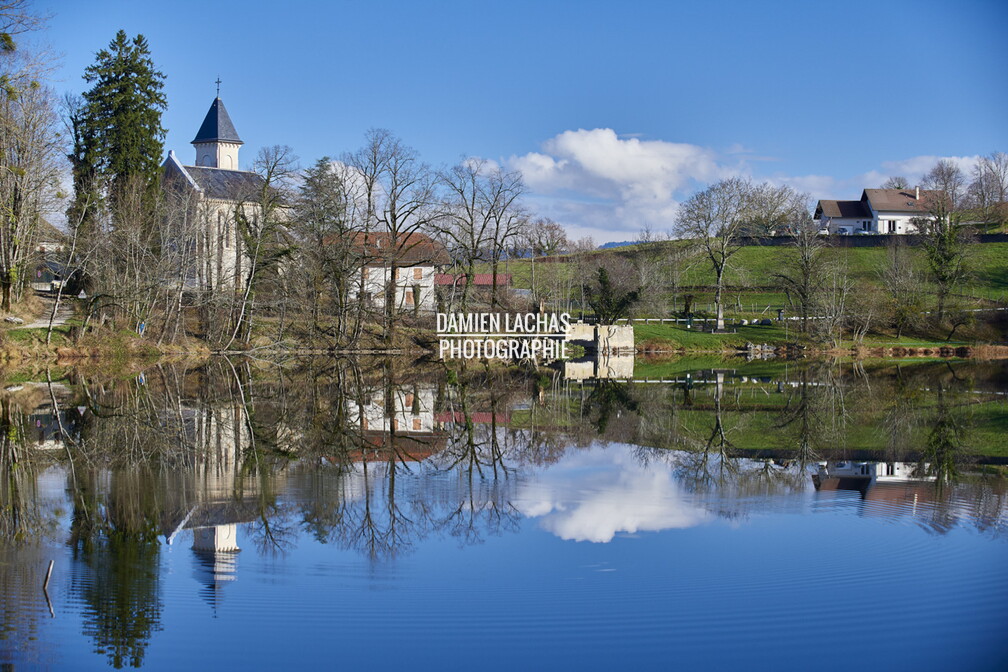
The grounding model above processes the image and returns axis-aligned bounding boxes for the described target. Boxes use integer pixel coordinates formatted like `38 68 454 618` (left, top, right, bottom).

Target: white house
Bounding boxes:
347 383 438 435
814 187 938 235
348 231 450 312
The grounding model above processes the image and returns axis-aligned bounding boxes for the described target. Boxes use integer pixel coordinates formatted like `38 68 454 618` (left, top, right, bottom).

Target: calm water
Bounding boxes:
2 359 1007 670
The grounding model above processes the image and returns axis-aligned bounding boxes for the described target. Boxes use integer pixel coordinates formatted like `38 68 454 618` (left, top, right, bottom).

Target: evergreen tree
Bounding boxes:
586 267 639 324
69 30 166 229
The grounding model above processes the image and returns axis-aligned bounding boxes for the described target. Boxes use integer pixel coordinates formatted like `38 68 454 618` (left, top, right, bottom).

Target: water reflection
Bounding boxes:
0 358 1006 668
515 447 711 542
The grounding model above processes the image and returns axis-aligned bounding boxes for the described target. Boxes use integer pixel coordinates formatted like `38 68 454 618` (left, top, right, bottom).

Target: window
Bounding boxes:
862 221 869 231
413 267 423 280
362 267 369 279
412 418 422 431
888 220 896 233
405 289 414 306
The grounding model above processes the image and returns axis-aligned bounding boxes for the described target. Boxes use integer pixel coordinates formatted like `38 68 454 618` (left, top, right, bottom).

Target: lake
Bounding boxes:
2 358 1007 670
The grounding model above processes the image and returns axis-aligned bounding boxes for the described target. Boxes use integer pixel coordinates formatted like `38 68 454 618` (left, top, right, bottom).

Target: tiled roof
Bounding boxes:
344 232 450 266
192 97 243 145
815 199 870 219
863 188 939 213
184 166 267 201
434 411 511 424
434 273 512 287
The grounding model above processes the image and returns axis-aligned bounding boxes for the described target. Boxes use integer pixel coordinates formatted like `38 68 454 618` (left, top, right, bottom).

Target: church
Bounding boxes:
162 95 266 290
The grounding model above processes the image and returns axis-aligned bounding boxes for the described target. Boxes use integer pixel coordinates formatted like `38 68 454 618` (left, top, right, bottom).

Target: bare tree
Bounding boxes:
880 239 925 338
484 168 526 308
881 176 910 190
527 217 569 256
435 158 493 311
436 159 525 310
348 129 437 344
570 236 596 253
0 75 61 310
746 182 809 237
674 177 751 331
813 261 852 348
524 217 570 312
774 207 825 333
226 144 297 348
0 8 59 311
922 159 966 212
967 151 1008 225
0 1 48 65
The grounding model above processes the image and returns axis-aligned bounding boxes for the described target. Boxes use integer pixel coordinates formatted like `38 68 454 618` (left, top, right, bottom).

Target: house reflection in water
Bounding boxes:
9 382 82 451
813 461 933 494
346 383 448 461
564 353 635 381
812 461 941 521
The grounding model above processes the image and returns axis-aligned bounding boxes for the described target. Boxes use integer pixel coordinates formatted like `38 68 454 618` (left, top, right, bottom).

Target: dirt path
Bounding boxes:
19 294 75 329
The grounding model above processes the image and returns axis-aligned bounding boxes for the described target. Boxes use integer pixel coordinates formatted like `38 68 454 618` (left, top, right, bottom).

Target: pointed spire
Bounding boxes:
192 97 243 145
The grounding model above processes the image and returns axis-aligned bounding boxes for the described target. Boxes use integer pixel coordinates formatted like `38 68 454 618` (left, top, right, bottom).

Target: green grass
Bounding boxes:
634 322 791 350
972 400 1008 457
493 241 1008 307
634 316 994 352
631 356 794 379
3 325 72 346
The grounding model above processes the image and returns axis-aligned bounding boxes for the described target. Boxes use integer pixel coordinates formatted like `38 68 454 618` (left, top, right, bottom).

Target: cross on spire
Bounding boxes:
215 77 221 98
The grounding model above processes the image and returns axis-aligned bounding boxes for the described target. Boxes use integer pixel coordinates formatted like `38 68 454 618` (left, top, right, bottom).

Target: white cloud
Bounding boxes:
502 128 983 244
514 446 711 543
508 129 728 242
776 155 983 200
879 154 980 180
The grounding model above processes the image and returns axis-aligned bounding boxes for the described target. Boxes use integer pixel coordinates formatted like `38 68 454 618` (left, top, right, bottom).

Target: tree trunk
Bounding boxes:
1 275 11 312
715 268 725 331
491 260 500 309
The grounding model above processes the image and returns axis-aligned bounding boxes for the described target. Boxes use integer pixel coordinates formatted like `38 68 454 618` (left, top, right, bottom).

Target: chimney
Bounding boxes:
915 186 920 200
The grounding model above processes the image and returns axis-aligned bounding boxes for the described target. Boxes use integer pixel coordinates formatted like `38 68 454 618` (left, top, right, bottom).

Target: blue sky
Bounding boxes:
38 0 1008 242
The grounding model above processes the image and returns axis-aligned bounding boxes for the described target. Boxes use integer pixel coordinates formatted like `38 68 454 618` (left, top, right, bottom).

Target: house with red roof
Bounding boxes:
434 272 512 306
348 231 450 312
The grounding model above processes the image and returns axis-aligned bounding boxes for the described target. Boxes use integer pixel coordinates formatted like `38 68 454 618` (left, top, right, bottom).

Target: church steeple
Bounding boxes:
192 96 243 169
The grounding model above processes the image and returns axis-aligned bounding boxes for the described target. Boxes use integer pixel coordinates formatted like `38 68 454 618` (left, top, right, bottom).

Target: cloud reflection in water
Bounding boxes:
515 446 711 542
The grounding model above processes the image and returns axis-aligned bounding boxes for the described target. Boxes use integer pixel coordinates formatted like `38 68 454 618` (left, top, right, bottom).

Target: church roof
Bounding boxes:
192 97 243 145
184 166 267 201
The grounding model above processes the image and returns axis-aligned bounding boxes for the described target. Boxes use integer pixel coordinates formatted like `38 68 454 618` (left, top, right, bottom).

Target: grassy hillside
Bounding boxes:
495 241 1008 307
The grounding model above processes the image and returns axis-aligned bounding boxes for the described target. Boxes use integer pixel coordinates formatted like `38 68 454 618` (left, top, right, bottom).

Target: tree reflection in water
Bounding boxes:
69 469 163 669
0 357 1005 665
925 382 971 486
435 367 521 546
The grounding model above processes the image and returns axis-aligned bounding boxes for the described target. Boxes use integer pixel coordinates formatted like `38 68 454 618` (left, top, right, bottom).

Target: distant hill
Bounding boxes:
599 241 635 250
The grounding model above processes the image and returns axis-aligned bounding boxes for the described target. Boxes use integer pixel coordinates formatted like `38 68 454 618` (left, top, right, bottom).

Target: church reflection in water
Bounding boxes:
1 357 1005 668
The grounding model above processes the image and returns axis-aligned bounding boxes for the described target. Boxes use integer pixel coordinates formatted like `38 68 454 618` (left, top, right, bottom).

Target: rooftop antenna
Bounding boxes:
215 77 221 98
